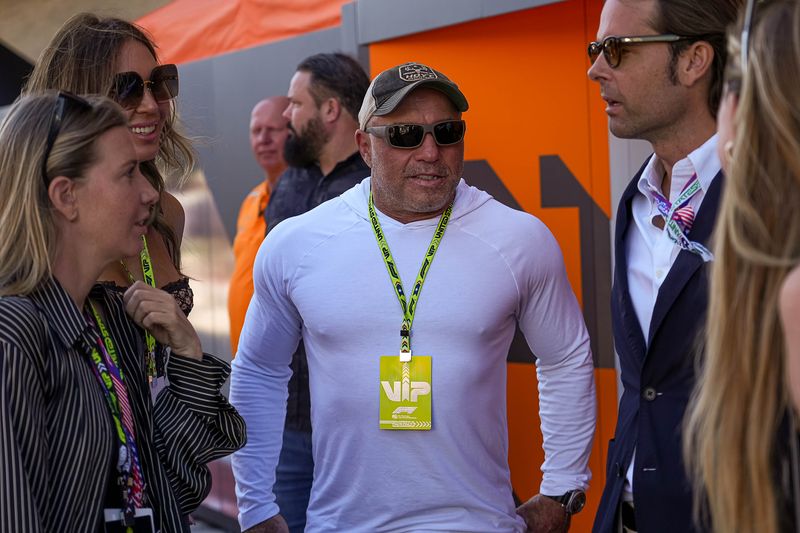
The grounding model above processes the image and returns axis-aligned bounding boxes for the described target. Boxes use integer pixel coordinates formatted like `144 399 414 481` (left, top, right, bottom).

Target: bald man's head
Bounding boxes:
250 96 290 179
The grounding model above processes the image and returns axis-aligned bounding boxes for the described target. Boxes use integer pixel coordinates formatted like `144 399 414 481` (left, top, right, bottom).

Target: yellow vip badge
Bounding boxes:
379 355 432 430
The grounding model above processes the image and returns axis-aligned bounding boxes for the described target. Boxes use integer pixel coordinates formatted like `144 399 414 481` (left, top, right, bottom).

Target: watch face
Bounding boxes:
566 491 587 514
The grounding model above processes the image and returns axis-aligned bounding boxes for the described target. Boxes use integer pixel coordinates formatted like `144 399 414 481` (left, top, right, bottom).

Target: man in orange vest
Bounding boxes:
228 96 290 354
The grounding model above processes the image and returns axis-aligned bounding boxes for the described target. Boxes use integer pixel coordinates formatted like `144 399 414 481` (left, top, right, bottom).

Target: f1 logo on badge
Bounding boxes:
381 380 431 402
392 406 417 418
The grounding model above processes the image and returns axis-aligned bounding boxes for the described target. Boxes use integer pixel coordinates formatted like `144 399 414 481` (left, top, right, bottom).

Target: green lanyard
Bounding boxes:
139 236 157 381
121 235 157 382
367 192 452 362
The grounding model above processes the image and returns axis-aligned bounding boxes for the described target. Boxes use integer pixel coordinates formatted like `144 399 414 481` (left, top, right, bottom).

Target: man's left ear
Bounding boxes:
48 176 79 222
355 129 372 168
678 40 714 87
321 97 341 124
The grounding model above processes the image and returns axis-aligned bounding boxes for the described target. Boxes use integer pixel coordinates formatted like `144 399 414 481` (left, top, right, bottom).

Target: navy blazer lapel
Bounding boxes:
647 170 724 345
614 157 652 359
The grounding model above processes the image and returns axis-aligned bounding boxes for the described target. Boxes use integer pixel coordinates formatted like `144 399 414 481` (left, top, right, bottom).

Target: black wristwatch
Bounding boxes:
543 489 586 515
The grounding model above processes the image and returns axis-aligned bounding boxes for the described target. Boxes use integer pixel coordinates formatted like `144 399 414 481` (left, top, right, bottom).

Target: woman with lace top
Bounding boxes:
25 13 195 313
26 13 197 379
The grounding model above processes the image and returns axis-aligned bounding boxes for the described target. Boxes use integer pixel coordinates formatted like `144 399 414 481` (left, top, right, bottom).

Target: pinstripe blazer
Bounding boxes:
0 278 246 532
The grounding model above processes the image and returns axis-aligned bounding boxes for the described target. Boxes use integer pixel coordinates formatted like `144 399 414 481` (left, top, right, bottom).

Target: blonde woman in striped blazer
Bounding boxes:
0 92 245 532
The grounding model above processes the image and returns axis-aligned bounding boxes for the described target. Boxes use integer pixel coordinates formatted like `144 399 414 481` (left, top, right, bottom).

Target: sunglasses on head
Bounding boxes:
111 64 179 109
726 0 759 95
42 91 93 185
365 120 466 149
740 0 758 76
588 34 688 68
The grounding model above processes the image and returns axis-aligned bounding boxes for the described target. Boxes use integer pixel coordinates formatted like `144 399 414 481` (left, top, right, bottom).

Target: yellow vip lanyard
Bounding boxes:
121 235 158 382
367 192 452 362
138 236 157 381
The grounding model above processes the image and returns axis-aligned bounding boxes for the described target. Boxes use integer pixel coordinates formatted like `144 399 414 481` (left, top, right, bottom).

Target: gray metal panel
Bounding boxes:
606 132 652 393
481 0 562 18
356 0 564 44
341 2 369 68
340 2 358 56
177 27 347 241
607 133 652 242
357 0 482 44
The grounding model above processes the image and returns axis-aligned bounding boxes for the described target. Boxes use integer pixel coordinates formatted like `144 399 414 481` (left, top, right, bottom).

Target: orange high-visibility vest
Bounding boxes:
228 181 269 355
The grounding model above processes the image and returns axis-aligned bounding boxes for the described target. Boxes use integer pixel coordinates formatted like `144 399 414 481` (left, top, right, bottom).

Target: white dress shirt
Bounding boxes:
623 134 720 497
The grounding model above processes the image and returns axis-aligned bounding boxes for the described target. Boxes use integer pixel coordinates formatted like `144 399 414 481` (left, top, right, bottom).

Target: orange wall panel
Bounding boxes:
367 0 610 303
507 366 617 532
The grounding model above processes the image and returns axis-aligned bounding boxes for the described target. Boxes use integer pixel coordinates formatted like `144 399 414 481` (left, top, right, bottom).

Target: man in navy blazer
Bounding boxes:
587 0 742 531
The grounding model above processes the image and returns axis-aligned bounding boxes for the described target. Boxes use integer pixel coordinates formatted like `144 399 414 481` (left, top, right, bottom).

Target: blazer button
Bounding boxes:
642 387 657 401
615 462 623 478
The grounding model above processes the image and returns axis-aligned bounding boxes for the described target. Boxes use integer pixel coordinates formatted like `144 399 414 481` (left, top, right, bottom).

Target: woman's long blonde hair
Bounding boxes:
0 93 127 295
684 1 800 531
24 13 195 267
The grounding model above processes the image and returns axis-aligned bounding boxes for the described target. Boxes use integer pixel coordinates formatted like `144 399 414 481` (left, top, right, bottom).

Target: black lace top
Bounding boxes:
99 277 194 379
776 412 800 532
99 276 194 317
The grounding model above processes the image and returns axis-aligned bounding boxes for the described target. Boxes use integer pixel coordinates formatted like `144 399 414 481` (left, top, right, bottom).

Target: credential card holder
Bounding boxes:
103 508 155 533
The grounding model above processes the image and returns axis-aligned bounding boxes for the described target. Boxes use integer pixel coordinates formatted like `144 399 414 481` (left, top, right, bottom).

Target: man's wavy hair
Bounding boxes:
651 0 742 118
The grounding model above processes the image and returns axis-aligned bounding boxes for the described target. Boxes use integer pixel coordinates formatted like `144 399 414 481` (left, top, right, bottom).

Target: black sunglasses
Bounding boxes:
588 34 688 68
111 64 179 109
41 92 92 185
365 120 466 149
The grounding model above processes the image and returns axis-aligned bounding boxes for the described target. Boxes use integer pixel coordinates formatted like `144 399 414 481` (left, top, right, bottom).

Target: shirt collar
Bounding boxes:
28 277 90 350
302 151 365 178
637 133 720 203
327 151 367 177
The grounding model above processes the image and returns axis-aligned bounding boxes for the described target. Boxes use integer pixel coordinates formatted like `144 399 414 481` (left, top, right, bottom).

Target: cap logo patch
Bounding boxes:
398 64 438 83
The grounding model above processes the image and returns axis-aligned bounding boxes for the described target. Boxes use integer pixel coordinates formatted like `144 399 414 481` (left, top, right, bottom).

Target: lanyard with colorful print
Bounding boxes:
649 173 714 261
86 302 145 527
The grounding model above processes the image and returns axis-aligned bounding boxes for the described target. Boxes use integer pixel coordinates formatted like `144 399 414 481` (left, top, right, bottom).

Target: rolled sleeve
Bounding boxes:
166 352 231 417
154 352 247 512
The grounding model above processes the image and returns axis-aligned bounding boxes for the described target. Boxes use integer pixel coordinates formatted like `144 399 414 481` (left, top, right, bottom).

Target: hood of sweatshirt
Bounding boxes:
340 177 493 227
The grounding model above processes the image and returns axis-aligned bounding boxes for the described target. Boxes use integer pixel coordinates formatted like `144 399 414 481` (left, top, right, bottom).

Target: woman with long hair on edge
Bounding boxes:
0 92 244 532
684 0 800 531
25 13 196 385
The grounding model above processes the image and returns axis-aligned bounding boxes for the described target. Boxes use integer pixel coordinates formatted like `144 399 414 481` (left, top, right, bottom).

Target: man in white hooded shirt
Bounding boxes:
231 62 597 533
